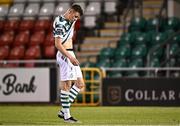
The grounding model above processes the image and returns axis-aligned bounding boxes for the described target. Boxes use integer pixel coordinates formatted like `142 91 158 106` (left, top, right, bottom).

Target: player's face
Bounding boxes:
69 10 81 22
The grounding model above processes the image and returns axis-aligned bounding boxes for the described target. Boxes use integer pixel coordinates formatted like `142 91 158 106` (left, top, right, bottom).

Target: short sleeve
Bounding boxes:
53 17 65 38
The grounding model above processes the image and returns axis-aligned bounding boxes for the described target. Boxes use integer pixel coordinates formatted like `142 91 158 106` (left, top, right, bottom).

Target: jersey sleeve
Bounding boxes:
53 17 65 38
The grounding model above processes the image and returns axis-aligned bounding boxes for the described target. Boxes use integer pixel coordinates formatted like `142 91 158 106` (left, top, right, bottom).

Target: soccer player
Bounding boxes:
53 4 84 123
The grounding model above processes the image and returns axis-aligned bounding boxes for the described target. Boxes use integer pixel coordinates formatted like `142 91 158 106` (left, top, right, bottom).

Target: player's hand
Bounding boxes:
69 56 80 66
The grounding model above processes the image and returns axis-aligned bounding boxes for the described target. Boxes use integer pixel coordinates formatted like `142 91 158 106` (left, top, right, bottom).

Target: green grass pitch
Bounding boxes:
0 105 180 125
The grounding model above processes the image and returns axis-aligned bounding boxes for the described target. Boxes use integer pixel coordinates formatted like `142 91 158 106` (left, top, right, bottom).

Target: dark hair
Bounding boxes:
71 4 83 16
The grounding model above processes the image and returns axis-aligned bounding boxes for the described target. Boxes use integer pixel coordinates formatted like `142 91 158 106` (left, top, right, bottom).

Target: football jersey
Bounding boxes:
53 15 75 44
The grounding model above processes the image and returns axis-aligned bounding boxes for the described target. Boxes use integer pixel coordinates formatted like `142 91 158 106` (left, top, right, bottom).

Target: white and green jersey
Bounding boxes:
53 15 75 44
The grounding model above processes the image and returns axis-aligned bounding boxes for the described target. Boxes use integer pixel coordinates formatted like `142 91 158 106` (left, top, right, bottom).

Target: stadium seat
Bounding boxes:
118 32 133 46
0 31 14 46
117 32 139 47
99 47 115 60
13 31 30 46
169 58 176 67
3 20 20 31
163 17 180 31
108 72 123 78
114 44 131 59
146 17 163 32
164 30 175 38
104 1 117 14
19 19 35 31
8 45 25 59
48 20 53 32
8 3 25 19
110 58 127 78
44 32 54 46
0 5 9 20
34 19 51 31
129 58 143 67
128 17 147 32
131 44 147 58
84 2 101 15
170 43 179 56
0 46 9 60
23 3 40 19
150 32 167 46
43 45 56 59
39 3 55 19
149 57 160 67
173 34 180 45
150 46 164 58
112 58 127 67
126 71 139 77
83 16 97 29
146 57 161 77
126 58 144 77
54 2 70 16
133 32 149 46
96 58 111 67
24 45 41 59
29 31 45 46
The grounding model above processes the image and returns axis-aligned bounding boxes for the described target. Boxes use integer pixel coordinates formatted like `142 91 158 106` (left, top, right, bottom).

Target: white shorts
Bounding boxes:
56 51 83 81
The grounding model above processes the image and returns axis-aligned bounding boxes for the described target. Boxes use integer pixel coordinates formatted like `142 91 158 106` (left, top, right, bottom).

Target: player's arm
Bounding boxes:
55 37 80 66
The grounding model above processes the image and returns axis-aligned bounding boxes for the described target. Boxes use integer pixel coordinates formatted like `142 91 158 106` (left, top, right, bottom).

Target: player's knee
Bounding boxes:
75 82 85 89
59 81 71 91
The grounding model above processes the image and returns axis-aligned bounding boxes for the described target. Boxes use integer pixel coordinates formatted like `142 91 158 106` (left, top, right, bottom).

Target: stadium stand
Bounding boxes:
0 0 180 107
0 0 179 78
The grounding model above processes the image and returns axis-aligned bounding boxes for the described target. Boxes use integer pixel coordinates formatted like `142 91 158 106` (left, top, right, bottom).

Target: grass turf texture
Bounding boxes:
0 106 180 125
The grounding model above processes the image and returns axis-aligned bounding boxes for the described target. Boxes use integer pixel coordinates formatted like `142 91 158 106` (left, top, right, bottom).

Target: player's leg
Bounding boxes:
69 78 85 103
68 62 85 103
58 81 72 120
57 51 73 120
